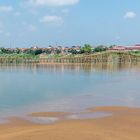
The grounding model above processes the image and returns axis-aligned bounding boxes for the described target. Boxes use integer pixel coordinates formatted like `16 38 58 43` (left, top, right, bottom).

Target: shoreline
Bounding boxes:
0 106 140 140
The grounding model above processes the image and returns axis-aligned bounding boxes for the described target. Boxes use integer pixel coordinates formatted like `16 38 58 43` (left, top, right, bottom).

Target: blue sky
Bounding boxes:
0 0 140 48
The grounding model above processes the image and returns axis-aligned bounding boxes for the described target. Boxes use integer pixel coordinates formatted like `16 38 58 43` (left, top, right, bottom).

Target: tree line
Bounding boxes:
0 44 109 56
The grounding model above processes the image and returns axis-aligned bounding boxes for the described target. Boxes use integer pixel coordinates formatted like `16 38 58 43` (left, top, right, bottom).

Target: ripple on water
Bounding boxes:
67 112 111 120
22 111 111 125
25 116 59 124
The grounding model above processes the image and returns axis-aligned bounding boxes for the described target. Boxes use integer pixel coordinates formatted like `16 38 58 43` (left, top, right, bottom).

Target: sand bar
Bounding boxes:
29 112 72 118
0 106 140 140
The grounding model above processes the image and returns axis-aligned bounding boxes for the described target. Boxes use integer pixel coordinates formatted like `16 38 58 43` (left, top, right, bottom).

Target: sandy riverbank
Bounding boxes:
0 106 140 140
29 112 72 118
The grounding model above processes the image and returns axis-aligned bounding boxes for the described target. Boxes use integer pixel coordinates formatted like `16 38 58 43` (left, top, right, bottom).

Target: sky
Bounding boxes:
0 0 140 48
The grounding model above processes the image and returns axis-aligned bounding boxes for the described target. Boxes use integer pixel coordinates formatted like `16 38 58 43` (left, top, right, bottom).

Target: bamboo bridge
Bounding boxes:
0 51 140 64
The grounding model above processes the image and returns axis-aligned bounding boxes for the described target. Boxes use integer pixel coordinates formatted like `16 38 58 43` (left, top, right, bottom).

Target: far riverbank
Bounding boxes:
0 51 140 63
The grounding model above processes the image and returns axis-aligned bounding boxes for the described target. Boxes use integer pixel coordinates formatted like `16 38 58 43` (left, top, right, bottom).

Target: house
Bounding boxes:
109 46 126 51
126 45 140 51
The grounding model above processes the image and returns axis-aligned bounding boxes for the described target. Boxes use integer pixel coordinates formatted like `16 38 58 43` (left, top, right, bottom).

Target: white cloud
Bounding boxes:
0 6 13 13
27 0 80 6
124 11 136 19
40 15 63 24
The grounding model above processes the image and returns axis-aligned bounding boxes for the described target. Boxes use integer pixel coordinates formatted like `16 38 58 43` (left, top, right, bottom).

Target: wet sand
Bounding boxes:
0 106 140 140
30 112 72 118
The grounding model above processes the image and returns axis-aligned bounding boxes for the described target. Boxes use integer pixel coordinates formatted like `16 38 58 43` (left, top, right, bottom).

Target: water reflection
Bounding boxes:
0 62 140 73
0 62 140 118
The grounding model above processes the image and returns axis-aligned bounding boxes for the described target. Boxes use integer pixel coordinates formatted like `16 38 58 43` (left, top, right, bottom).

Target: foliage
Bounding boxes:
94 45 107 52
45 49 51 54
68 49 79 54
130 51 140 56
82 44 93 54
0 54 38 59
51 54 63 58
109 45 116 48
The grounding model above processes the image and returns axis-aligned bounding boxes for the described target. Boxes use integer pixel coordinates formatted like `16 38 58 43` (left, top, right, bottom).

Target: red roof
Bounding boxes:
109 46 126 50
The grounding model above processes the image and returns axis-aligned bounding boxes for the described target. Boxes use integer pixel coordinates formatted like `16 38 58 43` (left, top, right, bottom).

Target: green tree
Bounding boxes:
109 45 116 48
82 44 93 54
45 49 51 54
94 45 107 52
15 48 21 54
34 49 43 55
